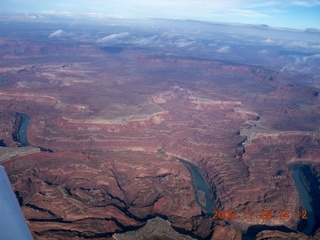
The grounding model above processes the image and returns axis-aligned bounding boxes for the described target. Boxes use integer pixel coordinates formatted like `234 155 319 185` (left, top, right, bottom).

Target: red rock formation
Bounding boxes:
0 111 19 146
0 33 320 239
3 151 202 239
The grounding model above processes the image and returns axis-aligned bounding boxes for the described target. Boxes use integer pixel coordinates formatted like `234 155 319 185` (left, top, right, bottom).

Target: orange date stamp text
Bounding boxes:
212 209 308 220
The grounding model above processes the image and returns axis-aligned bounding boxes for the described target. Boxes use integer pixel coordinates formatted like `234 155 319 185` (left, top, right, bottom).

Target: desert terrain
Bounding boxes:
0 19 320 239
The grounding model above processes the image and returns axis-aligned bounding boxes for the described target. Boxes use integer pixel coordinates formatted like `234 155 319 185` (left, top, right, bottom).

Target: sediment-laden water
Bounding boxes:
242 164 316 239
291 164 315 235
13 113 30 147
178 158 214 215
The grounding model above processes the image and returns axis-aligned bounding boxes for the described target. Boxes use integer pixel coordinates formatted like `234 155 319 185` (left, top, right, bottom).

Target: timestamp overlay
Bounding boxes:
212 209 308 220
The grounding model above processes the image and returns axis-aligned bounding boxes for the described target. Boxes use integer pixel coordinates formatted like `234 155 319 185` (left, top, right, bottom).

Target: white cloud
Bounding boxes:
262 38 275 44
287 41 320 49
133 37 155 46
228 8 271 18
302 54 320 62
258 50 269 54
131 35 167 47
247 1 282 8
175 39 196 48
48 29 66 38
208 43 218 47
97 32 130 44
41 11 76 17
160 31 182 39
216 46 230 53
292 0 320 7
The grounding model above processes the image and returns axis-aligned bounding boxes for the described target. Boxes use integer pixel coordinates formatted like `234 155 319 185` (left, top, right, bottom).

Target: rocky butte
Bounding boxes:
0 18 320 239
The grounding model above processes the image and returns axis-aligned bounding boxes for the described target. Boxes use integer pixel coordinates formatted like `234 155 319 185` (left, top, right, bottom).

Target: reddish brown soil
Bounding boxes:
0 37 320 239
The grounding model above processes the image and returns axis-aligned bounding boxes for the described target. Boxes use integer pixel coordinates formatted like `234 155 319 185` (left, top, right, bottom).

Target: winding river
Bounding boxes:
242 165 315 239
291 165 315 235
15 113 30 147
178 159 214 215
13 113 30 147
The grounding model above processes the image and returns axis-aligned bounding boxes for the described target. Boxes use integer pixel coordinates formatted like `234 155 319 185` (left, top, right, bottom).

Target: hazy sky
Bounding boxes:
1 0 320 29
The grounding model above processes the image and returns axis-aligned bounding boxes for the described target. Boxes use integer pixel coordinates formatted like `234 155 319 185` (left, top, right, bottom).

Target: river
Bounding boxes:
15 113 30 147
242 164 315 239
291 165 315 235
178 159 214 215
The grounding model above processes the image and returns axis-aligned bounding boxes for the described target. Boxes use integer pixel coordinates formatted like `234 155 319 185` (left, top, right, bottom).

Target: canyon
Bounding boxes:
0 19 320 239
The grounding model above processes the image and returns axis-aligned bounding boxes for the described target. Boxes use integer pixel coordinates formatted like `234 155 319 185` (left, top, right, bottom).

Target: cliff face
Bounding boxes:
0 34 320 239
4 151 204 239
0 111 20 147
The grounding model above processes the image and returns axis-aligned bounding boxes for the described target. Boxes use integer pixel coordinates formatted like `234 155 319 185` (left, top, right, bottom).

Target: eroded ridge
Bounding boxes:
1 30 320 239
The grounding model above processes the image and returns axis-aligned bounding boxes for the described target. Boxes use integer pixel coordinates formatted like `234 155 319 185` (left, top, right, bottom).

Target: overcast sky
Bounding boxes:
1 0 320 29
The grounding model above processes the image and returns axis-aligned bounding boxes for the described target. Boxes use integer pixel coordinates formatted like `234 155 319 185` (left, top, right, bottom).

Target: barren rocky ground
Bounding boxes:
0 20 320 239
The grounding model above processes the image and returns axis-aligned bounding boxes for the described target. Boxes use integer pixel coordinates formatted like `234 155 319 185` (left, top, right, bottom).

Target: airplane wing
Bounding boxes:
0 165 33 240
